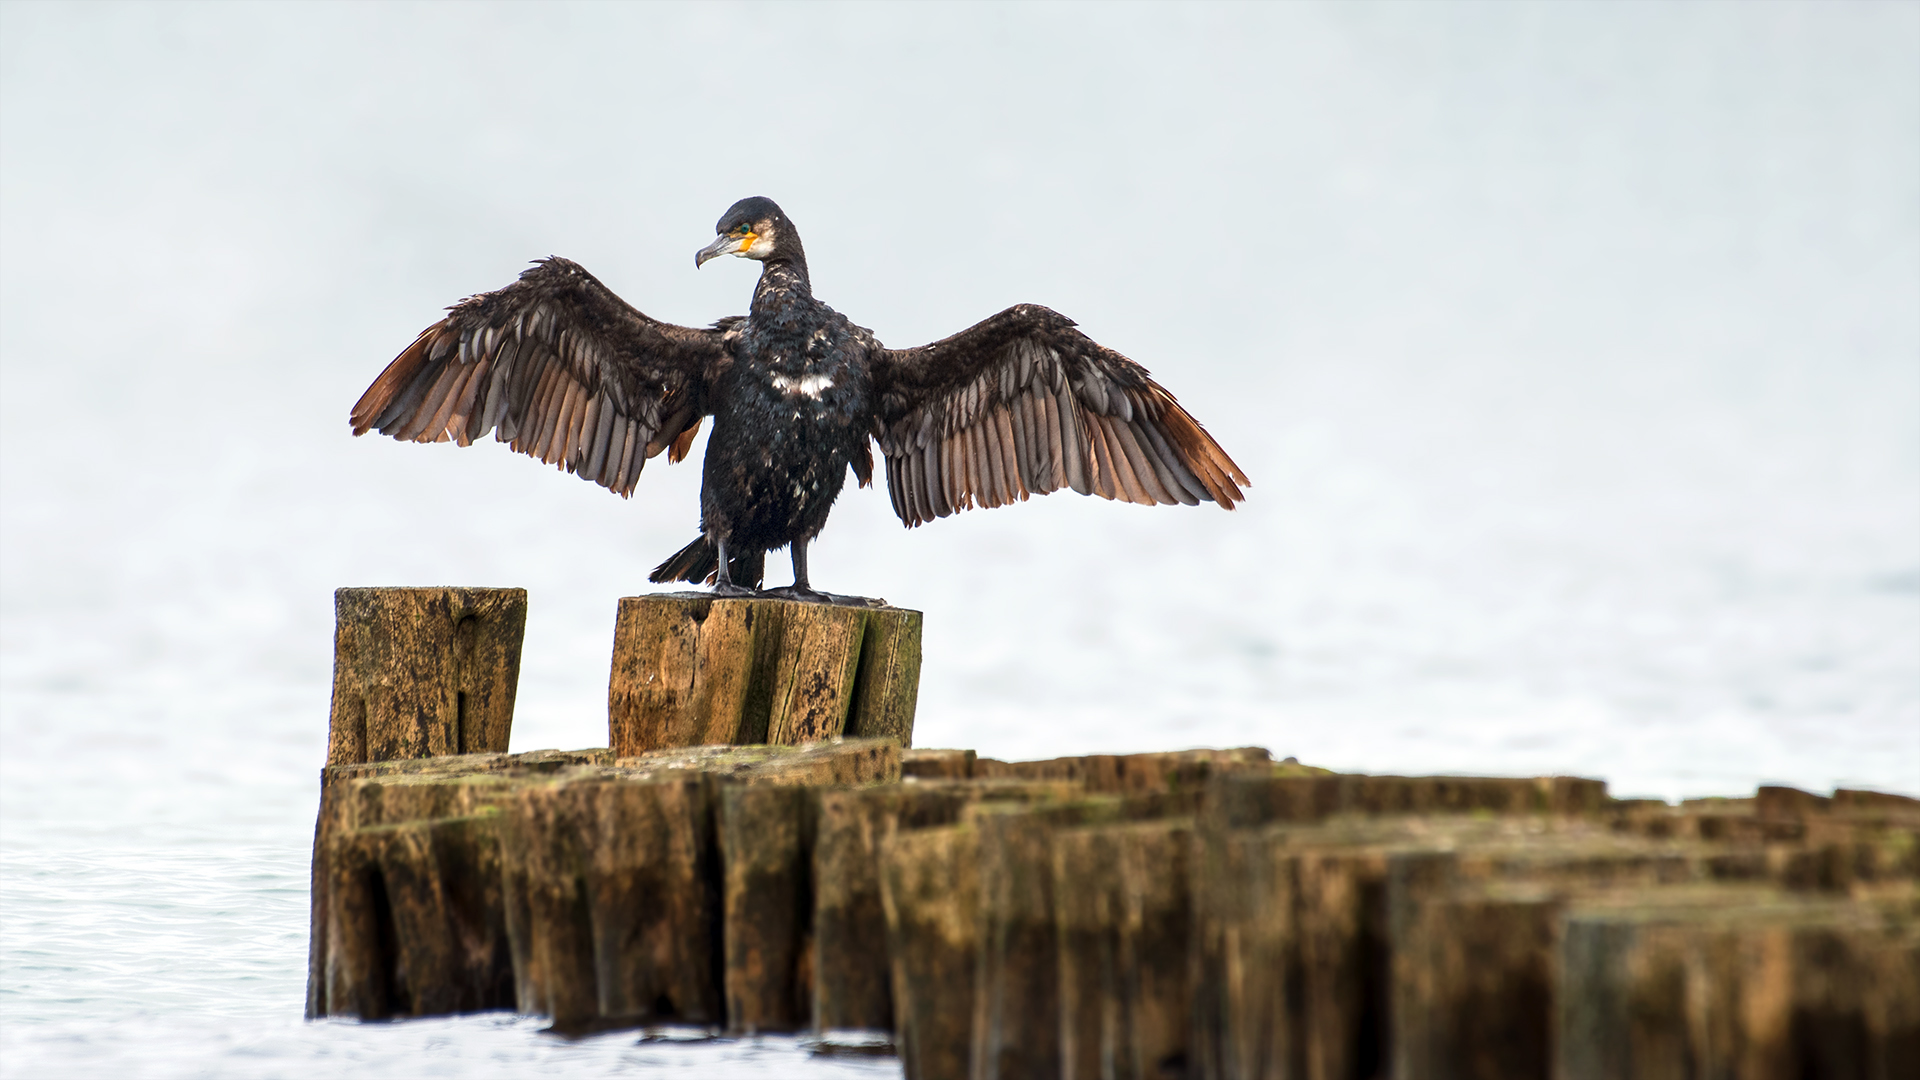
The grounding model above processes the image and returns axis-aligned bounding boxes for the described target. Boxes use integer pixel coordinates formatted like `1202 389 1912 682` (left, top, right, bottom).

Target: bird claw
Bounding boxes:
709 582 761 598
763 586 888 607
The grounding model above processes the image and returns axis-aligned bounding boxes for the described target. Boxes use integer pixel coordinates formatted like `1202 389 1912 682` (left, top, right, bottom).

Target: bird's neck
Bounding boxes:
752 254 812 313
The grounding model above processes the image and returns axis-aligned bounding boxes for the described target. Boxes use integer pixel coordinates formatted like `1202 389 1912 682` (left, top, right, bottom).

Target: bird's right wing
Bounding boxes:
349 257 733 497
868 304 1248 527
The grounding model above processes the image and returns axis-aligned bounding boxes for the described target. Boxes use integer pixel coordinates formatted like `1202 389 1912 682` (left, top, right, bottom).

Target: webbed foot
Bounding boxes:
763 585 888 607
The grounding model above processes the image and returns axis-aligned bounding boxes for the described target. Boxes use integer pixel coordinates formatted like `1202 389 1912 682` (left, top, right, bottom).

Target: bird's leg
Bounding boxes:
710 537 757 597
791 538 812 593
765 538 884 606
766 540 826 602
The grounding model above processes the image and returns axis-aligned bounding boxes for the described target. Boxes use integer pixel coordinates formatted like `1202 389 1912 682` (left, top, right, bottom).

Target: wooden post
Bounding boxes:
880 823 983 1080
1191 828 1295 1080
308 750 609 1020
1294 845 1395 1080
319 812 515 1019
971 793 1198 1080
327 587 527 765
1052 820 1197 1080
810 788 907 1036
1052 825 1116 1080
971 808 1072 1080
309 588 528 1023
811 784 988 1040
811 779 1081 1041
719 784 817 1035
1557 899 1920 1079
492 740 901 1034
506 774 722 1032
607 594 921 756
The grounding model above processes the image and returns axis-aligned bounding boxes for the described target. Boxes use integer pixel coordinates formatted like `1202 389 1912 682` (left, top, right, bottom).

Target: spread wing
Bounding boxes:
869 304 1249 527
349 257 733 497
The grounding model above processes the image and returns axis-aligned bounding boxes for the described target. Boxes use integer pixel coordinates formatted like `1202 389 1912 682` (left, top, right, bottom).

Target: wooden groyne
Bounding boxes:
306 589 1920 1077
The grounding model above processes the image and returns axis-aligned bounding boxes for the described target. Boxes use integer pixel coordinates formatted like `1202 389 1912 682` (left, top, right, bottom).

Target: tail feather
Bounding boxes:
648 536 766 589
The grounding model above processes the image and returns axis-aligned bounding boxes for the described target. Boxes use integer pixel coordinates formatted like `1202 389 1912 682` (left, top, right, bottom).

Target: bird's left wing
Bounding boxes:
868 304 1248 527
350 258 733 497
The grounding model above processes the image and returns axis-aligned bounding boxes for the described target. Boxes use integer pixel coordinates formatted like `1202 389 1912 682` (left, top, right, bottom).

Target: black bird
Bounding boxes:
350 197 1248 602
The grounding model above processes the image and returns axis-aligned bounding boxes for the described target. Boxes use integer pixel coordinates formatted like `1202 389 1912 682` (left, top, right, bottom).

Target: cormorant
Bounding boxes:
350 197 1249 602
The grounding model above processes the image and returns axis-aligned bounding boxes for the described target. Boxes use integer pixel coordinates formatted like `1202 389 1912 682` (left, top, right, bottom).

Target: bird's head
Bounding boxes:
696 196 791 268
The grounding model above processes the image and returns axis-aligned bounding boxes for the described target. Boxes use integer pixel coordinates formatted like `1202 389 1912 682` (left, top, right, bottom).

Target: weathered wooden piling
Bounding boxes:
970 792 1209 1080
508 772 721 1031
326 587 526 765
607 594 921 755
306 590 1919 1073
881 822 984 1080
1559 894 1920 1079
310 742 1919 1073
971 804 1088 1080
719 782 815 1034
320 810 515 1018
306 750 613 1019
311 740 906 1026
813 778 1079 1040
308 586 531 1020
1055 818 1197 1080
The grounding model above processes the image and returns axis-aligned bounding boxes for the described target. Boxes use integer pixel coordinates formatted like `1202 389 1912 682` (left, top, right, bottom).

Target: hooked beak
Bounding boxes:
695 232 750 268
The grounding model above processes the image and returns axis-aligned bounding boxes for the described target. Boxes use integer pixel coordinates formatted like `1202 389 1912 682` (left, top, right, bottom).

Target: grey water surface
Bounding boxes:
2 3 1915 1077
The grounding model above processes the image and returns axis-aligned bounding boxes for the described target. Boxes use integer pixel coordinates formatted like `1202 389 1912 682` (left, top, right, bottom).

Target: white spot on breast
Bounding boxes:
771 373 834 398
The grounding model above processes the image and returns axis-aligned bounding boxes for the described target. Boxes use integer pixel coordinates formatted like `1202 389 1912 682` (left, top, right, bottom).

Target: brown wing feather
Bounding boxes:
349 257 731 498
869 304 1248 527
997 406 1028 500
666 418 702 464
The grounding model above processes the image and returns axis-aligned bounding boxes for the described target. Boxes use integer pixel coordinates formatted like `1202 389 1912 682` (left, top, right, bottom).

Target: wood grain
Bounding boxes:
608 595 921 756
326 587 526 765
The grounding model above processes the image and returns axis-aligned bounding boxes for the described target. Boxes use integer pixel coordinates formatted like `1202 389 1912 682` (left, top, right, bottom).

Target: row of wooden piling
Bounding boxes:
307 588 1917 1076
887 758 1919 1080
306 739 1919 1078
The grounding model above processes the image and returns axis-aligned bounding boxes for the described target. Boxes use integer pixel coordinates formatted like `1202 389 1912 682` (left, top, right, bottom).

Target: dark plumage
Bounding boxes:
350 197 1249 601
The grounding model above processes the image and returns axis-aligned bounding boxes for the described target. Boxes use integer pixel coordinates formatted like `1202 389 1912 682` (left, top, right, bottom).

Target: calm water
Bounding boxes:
3 4 1915 1076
